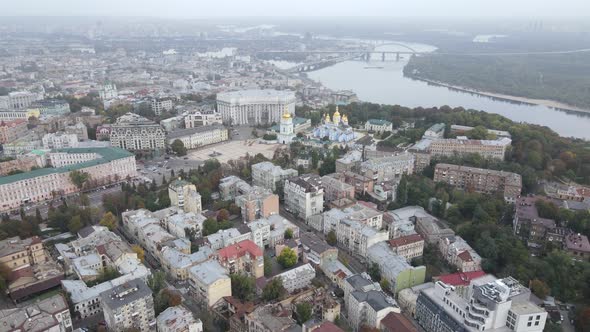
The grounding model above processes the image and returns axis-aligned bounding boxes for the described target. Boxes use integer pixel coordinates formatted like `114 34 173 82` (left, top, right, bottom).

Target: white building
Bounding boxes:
323 203 383 235
110 113 166 152
8 91 42 109
248 215 300 249
188 260 231 307
216 89 296 125
99 84 118 100
151 98 174 115
100 278 156 331
167 126 228 150
336 219 388 258
277 111 295 144
360 152 415 182
284 174 324 221
205 228 251 250
168 179 202 214
42 132 79 149
185 111 223 128
157 305 203 332
365 119 393 133
423 123 446 139
251 161 298 192
274 263 316 293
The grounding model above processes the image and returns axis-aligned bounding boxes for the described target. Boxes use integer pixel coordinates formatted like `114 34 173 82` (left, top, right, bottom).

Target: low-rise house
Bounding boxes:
438 235 482 272
217 240 264 278
365 119 393 133
366 242 426 293
564 233 590 261
274 263 316 293
388 234 424 261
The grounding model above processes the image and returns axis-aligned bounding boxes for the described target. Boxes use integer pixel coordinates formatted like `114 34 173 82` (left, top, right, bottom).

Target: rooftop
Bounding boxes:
218 240 263 260
0 294 68 332
388 234 424 248
217 89 295 102
435 163 522 186
167 125 226 139
565 233 590 253
435 271 487 287
100 278 152 309
367 119 393 126
189 260 229 286
0 236 42 258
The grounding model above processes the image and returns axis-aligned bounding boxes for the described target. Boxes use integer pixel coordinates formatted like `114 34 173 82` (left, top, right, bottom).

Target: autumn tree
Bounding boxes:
132 245 145 263
530 279 550 299
69 170 90 190
326 230 337 246
99 212 118 231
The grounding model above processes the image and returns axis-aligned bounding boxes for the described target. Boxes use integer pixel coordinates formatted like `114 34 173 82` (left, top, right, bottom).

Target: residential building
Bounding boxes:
323 202 383 235
513 196 557 245
321 175 355 204
217 89 296 125
151 98 174 115
415 215 455 245
336 219 388 258
167 126 229 150
434 163 522 203
385 206 432 239
303 321 344 332
284 174 325 221
397 282 435 317
380 312 418 332
300 232 338 267
450 125 511 138
205 228 251 250
336 150 362 173
359 152 415 182
365 119 393 133
0 155 44 176
0 119 27 144
423 123 446 139
244 304 298 332
433 271 487 300
564 233 590 261
367 242 426 293
217 240 264 278
248 215 300 249
0 147 136 212
160 246 214 281
415 277 547 332
65 121 89 141
428 137 511 160
157 305 203 332
274 263 316 293
99 84 118 100
109 113 166 151
189 260 232 307
0 294 72 332
42 132 79 149
30 99 70 117
331 171 374 196
185 111 223 128
438 235 482 272
169 179 202 213
235 186 279 222
219 176 253 201
388 234 424 261
100 278 156 332
252 161 298 192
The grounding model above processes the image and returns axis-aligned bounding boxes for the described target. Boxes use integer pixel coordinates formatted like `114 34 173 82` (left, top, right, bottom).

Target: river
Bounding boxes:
305 43 590 140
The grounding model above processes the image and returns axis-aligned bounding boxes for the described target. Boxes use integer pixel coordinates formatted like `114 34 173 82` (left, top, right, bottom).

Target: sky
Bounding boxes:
2 0 590 18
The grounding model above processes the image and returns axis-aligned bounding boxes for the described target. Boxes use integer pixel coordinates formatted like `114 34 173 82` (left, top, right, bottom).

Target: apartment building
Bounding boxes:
235 186 279 222
388 234 424 261
247 215 300 249
428 137 511 160
438 235 482 272
30 99 70 117
109 113 166 151
100 279 156 331
336 219 388 258
167 125 228 150
0 119 27 144
321 175 355 204
0 236 47 281
65 121 89 140
0 147 136 212
252 161 298 192
513 196 557 245
284 174 324 220
169 179 202 214
151 98 174 115
365 119 393 133
185 111 223 128
205 228 251 251
367 242 426 293
157 305 203 332
217 240 264 278
323 202 383 235
336 150 363 173
564 233 590 261
415 215 455 245
434 163 522 202
360 152 415 182
0 294 72 331
450 125 511 138
217 89 296 125
415 277 547 332
189 260 232 307
330 171 374 196
274 263 316 293
42 132 79 149
219 176 253 200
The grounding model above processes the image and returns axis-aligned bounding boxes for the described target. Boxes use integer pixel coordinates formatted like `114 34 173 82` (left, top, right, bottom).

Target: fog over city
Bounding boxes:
3 0 590 17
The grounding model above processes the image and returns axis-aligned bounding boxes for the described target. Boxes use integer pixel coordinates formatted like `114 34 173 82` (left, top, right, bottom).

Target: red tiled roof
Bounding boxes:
313 321 345 332
389 234 424 247
436 271 486 286
380 312 418 332
218 240 263 260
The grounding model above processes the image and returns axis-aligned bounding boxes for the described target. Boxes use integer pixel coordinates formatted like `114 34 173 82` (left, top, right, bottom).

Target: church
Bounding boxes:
277 110 295 144
312 107 356 143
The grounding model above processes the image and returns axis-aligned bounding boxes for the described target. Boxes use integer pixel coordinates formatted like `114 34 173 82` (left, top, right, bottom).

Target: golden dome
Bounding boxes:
282 112 292 119
333 106 340 117
342 114 348 120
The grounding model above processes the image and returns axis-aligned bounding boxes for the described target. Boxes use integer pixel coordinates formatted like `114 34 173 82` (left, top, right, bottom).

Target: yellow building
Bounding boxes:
0 236 46 272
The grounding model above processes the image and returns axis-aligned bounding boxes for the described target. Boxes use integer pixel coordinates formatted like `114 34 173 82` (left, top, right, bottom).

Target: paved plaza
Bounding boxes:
187 139 280 163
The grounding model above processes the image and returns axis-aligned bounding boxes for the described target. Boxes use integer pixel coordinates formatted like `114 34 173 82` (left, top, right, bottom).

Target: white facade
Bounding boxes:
284 175 324 221
110 113 166 151
216 89 296 125
42 132 79 149
185 111 223 128
168 179 202 214
277 112 295 144
251 161 298 192
336 219 388 258
360 152 415 182
151 99 174 116
99 84 118 100
274 263 316 293
167 126 228 150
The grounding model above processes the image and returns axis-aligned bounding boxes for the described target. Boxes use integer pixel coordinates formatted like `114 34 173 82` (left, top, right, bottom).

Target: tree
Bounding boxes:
530 279 550 300
67 215 83 234
264 255 272 277
380 279 390 292
148 271 166 294
35 208 43 224
69 170 90 190
217 209 230 222
368 263 381 282
99 212 118 231
132 245 145 263
277 248 297 268
326 230 337 246
230 274 256 301
295 302 312 324
80 194 90 206
170 139 187 156
284 228 293 239
262 278 286 301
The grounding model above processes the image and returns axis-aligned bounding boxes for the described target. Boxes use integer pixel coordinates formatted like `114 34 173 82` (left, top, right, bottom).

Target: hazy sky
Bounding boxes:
3 0 590 18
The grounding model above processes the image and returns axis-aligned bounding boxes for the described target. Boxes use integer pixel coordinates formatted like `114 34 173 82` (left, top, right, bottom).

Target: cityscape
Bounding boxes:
0 1 589 332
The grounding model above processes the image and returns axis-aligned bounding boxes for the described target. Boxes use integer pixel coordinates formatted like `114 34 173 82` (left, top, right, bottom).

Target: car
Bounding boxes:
183 157 188 160
164 156 170 160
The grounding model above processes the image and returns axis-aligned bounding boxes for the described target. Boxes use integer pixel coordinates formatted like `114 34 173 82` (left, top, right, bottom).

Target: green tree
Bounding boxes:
284 228 293 239
80 194 90 206
67 215 83 234
170 139 187 156
530 279 550 300
203 218 219 236
277 247 297 269
262 278 286 301
264 255 272 277
69 170 90 190
230 274 256 301
295 302 312 324
380 279 390 292
99 212 118 231
368 262 381 282
147 271 166 294
326 230 337 246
